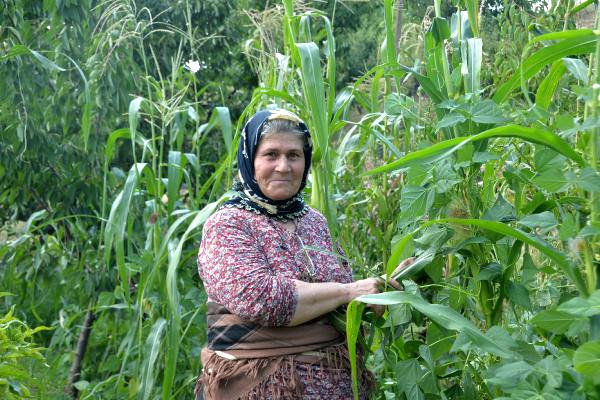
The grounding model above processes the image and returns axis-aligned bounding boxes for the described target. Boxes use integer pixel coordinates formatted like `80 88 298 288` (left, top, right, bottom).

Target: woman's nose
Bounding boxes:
274 156 291 171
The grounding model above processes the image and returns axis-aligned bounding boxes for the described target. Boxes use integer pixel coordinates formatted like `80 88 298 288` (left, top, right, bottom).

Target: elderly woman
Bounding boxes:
196 109 408 399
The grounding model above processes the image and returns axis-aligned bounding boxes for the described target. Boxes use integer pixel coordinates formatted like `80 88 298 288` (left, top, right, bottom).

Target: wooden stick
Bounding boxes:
65 309 95 398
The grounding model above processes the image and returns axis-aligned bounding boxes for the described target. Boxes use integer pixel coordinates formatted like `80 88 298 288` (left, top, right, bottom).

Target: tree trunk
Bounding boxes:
65 310 95 398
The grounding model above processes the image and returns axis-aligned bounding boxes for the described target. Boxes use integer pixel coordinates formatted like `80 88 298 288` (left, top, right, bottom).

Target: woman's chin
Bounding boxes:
262 183 301 201
263 188 296 201
266 192 294 201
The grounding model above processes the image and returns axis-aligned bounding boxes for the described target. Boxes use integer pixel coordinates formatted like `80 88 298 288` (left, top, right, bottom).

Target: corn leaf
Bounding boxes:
140 318 166 400
494 31 600 103
1 44 65 71
535 60 567 110
162 194 230 397
464 0 479 37
104 163 152 303
365 125 586 176
346 300 365 400
347 291 515 398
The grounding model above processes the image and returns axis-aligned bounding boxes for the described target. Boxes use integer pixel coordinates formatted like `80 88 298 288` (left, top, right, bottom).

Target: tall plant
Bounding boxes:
340 0 600 398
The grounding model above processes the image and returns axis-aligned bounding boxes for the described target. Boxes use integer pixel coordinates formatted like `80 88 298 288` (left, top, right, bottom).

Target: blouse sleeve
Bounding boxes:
197 211 298 327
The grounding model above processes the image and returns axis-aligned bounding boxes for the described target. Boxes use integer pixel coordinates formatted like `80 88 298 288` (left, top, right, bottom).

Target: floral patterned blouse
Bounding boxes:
197 207 368 399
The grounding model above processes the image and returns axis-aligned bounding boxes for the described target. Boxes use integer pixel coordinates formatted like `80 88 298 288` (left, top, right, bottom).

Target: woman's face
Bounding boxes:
253 132 305 201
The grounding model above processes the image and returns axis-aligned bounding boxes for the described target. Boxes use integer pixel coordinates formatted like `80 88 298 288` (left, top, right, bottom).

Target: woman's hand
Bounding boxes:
343 277 384 303
386 257 416 282
288 258 416 326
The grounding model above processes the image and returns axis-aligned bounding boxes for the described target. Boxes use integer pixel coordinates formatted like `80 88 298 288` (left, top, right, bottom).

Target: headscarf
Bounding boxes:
219 109 312 221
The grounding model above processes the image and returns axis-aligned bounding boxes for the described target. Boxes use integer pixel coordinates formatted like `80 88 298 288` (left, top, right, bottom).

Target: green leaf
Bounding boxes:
580 223 600 237
494 31 600 103
535 356 563 389
450 11 471 42
386 233 416 280
530 310 585 334
73 380 90 391
105 128 132 163
399 65 447 104
386 217 587 295
521 253 538 287
394 248 436 280
140 318 166 400
1 44 65 71
574 341 600 384
532 169 570 193
429 17 451 44
469 100 507 124
166 151 186 215
462 38 482 94
506 282 532 310
486 361 533 386
385 93 419 120
464 0 480 37
383 0 397 67
518 211 558 233
475 262 502 281
353 291 515 358
162 193 230 398
346 300 366 400
486 326 519 352
104 163 150 303
383 304 412 327
128 97 145 161
576 167 600 192
296 41 337 232
395 360 425 400
400 185 434 221
436 112 466 129
366 125 586 176
558 290 600 317
535 148 566 172
482 195 515 222
201 107 233 153
435 218 587 294
559 213 578 241
536 60 567 110
297 42 328 154
563 57 589 84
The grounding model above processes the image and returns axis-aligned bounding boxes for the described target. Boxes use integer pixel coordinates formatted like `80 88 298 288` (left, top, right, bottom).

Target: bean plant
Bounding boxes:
1 0 600 399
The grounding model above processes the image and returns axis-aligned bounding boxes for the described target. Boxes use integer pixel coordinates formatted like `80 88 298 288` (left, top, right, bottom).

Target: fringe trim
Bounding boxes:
195 343 374 400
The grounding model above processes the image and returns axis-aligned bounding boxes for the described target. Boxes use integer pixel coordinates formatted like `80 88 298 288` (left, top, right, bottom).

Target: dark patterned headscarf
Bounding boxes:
219 109 312 221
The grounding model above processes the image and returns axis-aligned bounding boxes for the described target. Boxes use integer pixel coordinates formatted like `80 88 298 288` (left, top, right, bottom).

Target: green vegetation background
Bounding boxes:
1 0 600 399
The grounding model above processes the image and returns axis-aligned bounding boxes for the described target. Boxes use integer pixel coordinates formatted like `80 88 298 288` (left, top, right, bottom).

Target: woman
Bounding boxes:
196 109 409 399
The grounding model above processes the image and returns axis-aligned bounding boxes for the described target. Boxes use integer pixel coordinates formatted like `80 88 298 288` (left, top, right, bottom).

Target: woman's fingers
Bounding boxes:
388 278 403 291
346 275 404 305
390 257 416 277
370 304 385 317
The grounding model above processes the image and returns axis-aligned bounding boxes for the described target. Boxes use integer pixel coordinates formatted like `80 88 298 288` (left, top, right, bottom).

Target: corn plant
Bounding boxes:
3 0 600 399
337 1 600 398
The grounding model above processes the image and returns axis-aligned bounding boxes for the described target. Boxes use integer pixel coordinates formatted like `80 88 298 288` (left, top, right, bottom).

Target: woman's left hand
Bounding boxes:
371 257 416 317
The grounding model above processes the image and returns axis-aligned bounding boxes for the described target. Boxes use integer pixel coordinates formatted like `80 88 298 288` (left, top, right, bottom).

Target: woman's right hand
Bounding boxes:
288 258 415 326
343 278 385 303
344 257 416 303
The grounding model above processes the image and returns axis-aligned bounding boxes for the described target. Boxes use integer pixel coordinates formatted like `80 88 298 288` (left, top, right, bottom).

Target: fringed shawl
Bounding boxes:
195 301 373 400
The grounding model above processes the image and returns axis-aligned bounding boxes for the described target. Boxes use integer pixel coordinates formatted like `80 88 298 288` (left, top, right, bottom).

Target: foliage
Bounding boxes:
0 302 50 399
1 0 600 399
